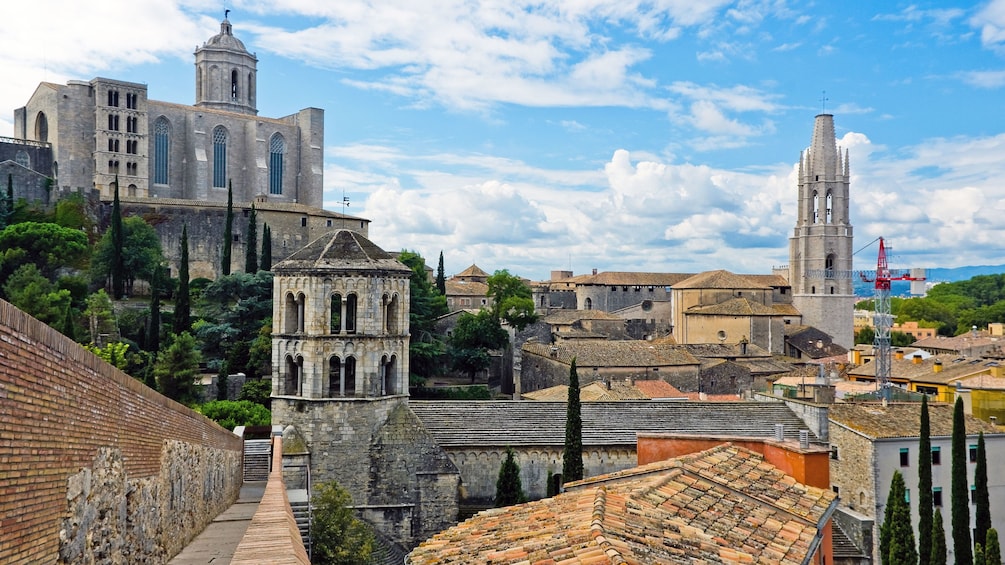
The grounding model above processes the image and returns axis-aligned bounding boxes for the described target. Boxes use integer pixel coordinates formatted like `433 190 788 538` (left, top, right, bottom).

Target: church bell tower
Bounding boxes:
194 15 258 115
789 114 855 348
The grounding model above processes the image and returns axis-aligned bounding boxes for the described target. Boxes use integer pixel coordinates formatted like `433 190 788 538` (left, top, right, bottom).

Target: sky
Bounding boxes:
4 1 1005 282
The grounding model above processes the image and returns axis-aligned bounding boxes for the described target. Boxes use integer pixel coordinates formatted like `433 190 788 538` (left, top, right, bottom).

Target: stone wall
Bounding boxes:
0 299 243 565
752 392 830 441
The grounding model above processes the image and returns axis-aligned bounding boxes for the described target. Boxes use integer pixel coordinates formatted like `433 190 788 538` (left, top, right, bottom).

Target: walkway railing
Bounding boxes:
231 435 310 564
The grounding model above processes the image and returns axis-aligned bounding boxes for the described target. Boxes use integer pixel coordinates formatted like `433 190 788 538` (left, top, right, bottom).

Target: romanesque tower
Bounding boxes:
195 16 258 115
789 114 855 348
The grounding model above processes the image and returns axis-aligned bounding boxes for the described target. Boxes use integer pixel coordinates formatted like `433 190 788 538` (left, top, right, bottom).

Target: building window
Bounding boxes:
301 217 307 227
970 444 978 463
231 69 239 100
108 114 120 131
126 140 138 154
14 151 29 169
932 446 941 465
326 219 333 227
831 447 839 460
972 485 977 504
832 485 840 495
212 126 227 188
107 90 119 107
108 160 120 174
154 118 170 185
126 162 137 176
900 448 910 467
904 489 910 504
125 93 137 109
933 487 943 507
269 133 285 194
108 138 118 152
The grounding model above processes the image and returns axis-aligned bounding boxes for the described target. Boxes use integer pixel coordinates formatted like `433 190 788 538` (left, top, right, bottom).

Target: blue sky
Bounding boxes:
4 1 1005 282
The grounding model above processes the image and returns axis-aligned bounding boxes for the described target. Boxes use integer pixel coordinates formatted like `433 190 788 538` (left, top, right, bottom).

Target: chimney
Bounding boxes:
799 430 810 449
912 355 922 364
895 350 904 360
934 360 943 373
774 424 785 442
592 268 598 275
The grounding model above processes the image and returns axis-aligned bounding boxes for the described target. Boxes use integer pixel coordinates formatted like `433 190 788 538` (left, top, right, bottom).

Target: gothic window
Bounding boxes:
107 90 119 107
825 254 835 278
231 69 239 100
154 117 170 185
330 294 342 333
826 191 833 223
108 114 120 131
35 112 48 143
812 191 819 223
345 294 357 334
248 72 254 105
269 133 285 195
14 151 29 169
212 126 227 188
126 116 137 133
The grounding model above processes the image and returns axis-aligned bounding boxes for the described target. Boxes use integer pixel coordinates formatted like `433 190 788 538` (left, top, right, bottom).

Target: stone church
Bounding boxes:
10 16 365 279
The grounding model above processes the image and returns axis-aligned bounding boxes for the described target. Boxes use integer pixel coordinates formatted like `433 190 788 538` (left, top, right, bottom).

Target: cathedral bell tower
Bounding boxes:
195 16 258 115
789 114 855 348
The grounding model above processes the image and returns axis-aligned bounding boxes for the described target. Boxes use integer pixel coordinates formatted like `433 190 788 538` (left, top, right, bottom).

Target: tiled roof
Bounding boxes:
543 309 624 324
673 270 772 290
633 379 688 398
913 334 1005 352
678 342 770 358
785 327 848 359
409 400 817 447
522 381 651 401
522 341 700 367
738 358 799 375
829 403 999 439
455 264 490 278
773 303 803 316
686 297 778 316
407 444 836 565
746 274 792 287
566 271 694 286
444 279 489 296
272 229 411 275
847 355 994 384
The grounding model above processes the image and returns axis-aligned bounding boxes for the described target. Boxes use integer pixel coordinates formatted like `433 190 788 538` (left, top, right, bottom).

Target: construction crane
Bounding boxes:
859 237 926 399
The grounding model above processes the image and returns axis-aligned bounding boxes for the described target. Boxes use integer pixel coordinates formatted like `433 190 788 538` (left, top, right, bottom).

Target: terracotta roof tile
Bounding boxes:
829 402 998 438
673 270 772 290
522 341 700 368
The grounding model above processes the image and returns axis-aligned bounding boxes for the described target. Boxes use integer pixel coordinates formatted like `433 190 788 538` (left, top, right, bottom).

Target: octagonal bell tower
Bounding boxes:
270 229 411 399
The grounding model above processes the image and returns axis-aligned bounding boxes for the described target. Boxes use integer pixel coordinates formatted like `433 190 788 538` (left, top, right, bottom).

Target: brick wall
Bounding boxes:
0 300 243 564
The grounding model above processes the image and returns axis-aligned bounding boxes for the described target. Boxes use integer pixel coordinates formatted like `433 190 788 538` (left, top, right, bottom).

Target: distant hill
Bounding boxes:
853 264 1005 298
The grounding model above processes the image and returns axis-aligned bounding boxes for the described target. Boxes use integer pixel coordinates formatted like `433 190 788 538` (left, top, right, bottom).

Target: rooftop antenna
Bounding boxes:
820 90 828 114
341 192 349 229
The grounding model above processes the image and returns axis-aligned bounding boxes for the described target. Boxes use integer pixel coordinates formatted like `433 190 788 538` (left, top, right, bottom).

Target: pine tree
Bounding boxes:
951 396 973 565
933 508 948 565
985 528 1000 565
147 263 161 353
260 223 271 271
436 251 446 295
154 332 201 404
110 176 125 299
173 225 191 335
495 446 526 507
245 204 258 272
976 432 991 550
562 358 584 484
882 470 918 565
920 395 934 565
221 180 233 276
60 303 75 340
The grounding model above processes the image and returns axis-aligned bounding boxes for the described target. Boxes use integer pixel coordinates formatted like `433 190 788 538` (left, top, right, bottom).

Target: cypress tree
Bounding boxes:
221 180 233 275
60 303 75 340
173 225 191 335
494 446 526 507
562 358 584 484
975 544 986 565
245 204 258 273
0 174 11 229
951 396 972 565
436 251 446 295
882 470 918 565
147 263 161 353
920 395 934 565
933 508 948 565
260 223 272 271
110 176 125 299
975 432 991 549
985 528 1000 565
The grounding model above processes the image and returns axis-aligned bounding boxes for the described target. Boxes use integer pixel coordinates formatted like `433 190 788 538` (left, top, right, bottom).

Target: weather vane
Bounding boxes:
821 90 828 114
225 8 230 19
341 194 350 228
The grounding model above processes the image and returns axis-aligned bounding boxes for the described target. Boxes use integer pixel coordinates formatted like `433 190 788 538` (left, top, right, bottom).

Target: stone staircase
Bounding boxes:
243 439 271 482
288 489 311 555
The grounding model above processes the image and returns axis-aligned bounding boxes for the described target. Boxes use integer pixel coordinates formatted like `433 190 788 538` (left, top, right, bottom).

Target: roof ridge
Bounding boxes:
590 485 629 565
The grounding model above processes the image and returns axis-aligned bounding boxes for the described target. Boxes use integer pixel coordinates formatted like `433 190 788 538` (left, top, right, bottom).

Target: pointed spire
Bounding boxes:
808 114 838 180
845 148 850 176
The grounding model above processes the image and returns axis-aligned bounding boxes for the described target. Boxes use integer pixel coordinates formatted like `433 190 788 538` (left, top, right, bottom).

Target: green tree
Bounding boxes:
84 289 119 344
222 181 233 276
245 204 257 273
985 528 1000 565
197 400 271 430
920 395 934 565
562 358 584 484
92 216 164 296
260 223 271 271
952 396 973 565
310 481 375 565
397 251 448 382
881 470 918 565
495 446 527 507
110 177 125 299
498 295 538 331
975 432 991 549
3 263 71 325
84 341 131 370
435 251 446 295
0 221 89 283
53 193 93 235
194 271 273 373
0 174 11 229
154 332 201 404
486 269 531 318
976 544 986 565
147 264 162 353
238 378 272 409
448 309 508 382
173 225 191 335
933 508 948 565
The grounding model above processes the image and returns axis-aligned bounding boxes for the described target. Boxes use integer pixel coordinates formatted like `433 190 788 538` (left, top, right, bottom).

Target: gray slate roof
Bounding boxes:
272 229 412 275
408 400 815 447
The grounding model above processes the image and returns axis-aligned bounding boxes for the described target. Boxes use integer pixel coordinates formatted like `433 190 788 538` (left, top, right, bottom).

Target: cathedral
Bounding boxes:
10 16 364 279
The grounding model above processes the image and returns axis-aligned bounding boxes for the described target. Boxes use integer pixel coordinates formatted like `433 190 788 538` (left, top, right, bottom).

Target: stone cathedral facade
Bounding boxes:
788 113 855 348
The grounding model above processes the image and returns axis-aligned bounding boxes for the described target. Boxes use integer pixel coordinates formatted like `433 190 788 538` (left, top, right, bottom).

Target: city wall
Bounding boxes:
0 300 243 564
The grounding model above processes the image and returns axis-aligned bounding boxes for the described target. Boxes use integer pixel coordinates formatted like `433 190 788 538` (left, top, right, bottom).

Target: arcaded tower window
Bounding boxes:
212 126 228 188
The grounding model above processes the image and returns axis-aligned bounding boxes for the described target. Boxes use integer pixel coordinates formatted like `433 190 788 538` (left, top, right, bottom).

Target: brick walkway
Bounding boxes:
168 482 267 565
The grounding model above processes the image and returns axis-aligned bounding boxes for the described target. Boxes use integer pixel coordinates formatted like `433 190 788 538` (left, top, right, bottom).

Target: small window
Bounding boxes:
832 485 840 495
932 446 941 465
326 219 333 227
900 448 910 467
970 445 978 463
972 485 977 504
933 487 943 507
831 447 839 460
301 217 307 227
904 489 910 504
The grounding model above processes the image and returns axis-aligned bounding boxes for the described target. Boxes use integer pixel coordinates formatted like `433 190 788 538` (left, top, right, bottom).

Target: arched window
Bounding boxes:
330 293 342 333
269 133 285 194
231 69 239 100
35 112 48 143
383 293 400 334
212 126 227 188
382 354 397 395
14 151 29 169
585 297 592 310
812 191 819 223
248 72 255 105
344 357 357 396
345 294 357 333
284 292 302 333
154 117 170 184
826 191 833 223
328 356 342 397
285 355 303 396
825 254 836 278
